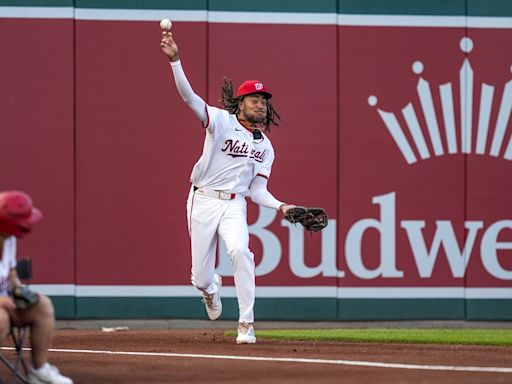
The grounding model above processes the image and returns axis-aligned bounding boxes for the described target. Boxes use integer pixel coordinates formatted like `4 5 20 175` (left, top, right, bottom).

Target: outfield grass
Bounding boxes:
237 329 512 346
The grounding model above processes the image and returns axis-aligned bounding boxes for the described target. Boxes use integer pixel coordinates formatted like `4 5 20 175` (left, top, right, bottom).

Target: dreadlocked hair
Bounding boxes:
219 77 281 133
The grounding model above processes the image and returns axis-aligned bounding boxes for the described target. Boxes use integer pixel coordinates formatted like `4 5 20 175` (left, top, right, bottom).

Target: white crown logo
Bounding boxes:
369 37 512 164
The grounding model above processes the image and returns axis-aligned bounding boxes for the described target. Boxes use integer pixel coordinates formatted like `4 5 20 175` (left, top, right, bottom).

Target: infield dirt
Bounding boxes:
1 327 511 383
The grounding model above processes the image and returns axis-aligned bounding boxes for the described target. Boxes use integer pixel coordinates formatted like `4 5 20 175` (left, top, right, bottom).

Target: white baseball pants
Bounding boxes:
187 187 255 323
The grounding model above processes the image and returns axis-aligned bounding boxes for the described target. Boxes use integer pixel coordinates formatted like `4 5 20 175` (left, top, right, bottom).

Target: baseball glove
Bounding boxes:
284 207 328 232
10 285 40 310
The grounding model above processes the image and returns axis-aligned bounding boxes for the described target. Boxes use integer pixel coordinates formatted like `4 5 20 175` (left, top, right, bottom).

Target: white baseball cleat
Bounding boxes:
236 322 256 344
28 363 73 384
202 274 222 320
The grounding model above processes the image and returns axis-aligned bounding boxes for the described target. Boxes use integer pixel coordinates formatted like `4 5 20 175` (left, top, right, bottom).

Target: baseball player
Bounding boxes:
0 191 73 384
160 31 295 344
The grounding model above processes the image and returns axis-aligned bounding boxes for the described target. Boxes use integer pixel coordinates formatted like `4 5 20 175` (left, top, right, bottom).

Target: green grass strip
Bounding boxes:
228 328 512 346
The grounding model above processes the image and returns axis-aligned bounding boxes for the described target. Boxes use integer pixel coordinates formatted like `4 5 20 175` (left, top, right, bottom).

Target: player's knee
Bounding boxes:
36 294 55 320
228 244 253 264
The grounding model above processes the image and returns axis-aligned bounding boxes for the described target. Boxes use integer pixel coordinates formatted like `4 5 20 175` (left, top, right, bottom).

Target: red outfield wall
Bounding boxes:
1 15 512 319
0 18 75 284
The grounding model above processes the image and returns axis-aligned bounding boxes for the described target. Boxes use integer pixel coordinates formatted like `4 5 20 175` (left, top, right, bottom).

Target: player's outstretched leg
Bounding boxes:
201 274 222 320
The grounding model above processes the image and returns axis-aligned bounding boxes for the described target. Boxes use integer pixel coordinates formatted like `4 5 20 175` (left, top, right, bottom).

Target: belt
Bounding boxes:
193 186 240 200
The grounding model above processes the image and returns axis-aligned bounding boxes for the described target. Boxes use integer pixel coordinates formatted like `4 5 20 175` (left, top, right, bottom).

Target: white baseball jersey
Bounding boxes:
190 105 275 194
0 236 16 296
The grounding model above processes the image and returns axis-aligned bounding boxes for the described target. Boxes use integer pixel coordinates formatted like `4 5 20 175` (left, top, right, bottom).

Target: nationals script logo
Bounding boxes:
369 37 512 164
221 139 267 163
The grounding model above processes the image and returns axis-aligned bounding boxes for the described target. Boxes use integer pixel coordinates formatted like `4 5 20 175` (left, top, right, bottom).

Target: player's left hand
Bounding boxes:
284 206 329 232
0 296 16 311
279 204 296 215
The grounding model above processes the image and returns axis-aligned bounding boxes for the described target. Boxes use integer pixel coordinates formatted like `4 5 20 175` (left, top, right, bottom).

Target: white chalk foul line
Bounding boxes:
2 347 511 373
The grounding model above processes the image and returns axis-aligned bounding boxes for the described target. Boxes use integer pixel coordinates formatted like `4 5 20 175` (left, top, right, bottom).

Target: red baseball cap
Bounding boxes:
0 191 43 238
237 80 272 99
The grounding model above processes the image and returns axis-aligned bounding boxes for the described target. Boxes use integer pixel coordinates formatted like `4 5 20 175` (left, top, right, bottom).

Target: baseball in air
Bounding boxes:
160 18 172 30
